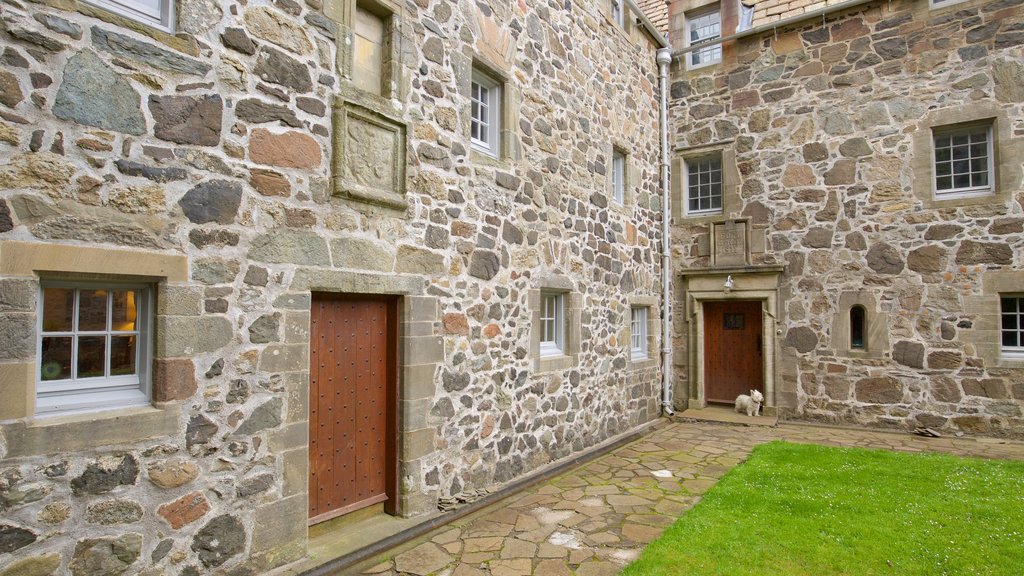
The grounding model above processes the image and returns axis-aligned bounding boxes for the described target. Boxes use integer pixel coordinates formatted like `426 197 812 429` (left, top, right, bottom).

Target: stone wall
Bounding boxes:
668 0 1024 435
0 0 665 574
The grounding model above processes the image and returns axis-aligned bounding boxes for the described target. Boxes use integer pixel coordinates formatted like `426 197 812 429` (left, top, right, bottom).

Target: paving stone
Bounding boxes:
393 542 451 576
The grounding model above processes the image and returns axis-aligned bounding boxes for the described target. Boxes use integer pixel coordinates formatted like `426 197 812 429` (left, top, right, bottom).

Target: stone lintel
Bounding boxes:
0 240 188 281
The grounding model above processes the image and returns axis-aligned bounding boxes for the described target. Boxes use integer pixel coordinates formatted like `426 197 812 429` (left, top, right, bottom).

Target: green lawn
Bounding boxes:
623 441 1024 576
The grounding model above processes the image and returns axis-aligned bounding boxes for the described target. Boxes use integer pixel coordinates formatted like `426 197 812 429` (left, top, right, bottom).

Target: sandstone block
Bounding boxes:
962 378 1008 400
0 69 24 108
158 491 210 529
927 351 963 370
0 553 60 576
955 240 1012 265
152 358 197 402
69 534 141 576
855 376 902 404
249 128 321 168
150 95 223 146
179 180 242 224
250 168 291 197
254 47 312 92
249 231 330 265
866 242 904 274
221 27 256 55
91 27 208 75
784 326 818 353
147 459 199 489
245 7 313 55
892 340 924 369
86 500 143 525
907 245 947 274
330 237 395 271
395 245 446 275
71 455 138 496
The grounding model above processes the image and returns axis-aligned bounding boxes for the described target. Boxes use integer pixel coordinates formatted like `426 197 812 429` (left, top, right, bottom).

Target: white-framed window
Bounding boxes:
611 0 625 26
630 306 648 360
1001 296 1024 359
929 0 970 9
685 154 723 215
471 69 501 158
612 149 626 205
933 123 994 199
686 6 722 69
539 292 565 357
37 283 152 415
83 0 175 33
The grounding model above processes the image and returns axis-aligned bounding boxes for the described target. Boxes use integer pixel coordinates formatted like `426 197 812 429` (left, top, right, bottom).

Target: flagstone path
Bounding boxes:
355 420 1024 576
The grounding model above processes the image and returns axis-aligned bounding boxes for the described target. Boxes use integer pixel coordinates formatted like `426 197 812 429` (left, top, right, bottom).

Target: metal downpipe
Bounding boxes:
657 47 674 416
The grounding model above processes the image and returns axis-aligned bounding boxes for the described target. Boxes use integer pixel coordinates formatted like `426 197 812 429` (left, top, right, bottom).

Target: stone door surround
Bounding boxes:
679 266 783 414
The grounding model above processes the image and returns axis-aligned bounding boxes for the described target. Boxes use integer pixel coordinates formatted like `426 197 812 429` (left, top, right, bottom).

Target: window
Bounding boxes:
1001 296 1024 358
37 284 151 415
471 69 501 157
631 307 648 360
612 149 626 205
83 0 174 32
539 292 565 357
685 154 723 215
930 0 970 8
850 306 866 350
611 0 625 26
933 123 993 199
686 6 722 69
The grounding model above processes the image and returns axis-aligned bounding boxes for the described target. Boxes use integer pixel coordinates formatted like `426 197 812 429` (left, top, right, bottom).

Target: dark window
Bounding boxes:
850 306 866 349
1002 297 1024 351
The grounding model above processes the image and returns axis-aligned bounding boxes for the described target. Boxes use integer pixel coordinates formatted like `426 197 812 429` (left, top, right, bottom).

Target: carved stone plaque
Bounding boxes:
713 220 747 266
333 103 407 209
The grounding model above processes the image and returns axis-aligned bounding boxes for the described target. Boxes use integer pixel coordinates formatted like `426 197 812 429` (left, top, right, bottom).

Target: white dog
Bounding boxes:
734 389 764 417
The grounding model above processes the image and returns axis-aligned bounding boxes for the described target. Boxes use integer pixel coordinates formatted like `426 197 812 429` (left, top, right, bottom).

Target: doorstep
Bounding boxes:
679 405 779 427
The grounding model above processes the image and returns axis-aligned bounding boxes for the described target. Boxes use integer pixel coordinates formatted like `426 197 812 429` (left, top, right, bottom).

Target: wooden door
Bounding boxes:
704 300 764 404
309 294 398 524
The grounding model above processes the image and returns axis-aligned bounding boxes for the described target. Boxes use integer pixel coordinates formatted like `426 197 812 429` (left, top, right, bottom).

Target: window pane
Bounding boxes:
110 336 137 376
953 174 971 189
1003 314 1018 330
78 336 107 378
935 162 951 176
936 176 952 190
112 291 138 332
79 290 108 331
42 288 74 332
934 147 951 162
1003 331 1018 347
40 337 73 381
1003 298 1018 313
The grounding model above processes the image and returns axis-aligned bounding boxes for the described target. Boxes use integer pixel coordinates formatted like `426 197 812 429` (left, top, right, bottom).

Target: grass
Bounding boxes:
623 441 1024 576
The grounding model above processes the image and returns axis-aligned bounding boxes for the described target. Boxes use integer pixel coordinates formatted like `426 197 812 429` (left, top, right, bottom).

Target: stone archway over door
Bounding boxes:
703 300 764 403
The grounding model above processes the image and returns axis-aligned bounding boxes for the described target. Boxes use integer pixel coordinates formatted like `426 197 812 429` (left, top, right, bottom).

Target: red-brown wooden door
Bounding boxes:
704 300 764 404
309 294 397 524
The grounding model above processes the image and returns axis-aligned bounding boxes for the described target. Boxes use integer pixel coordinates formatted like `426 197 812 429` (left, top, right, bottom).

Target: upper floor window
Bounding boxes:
685 154 723 215
1001 296 1024 359
471 69 502 157
353 4 388 95
686 6 722 69
37 283 152 415
933 123 993 199
611 0 625 26
84 0 174 32
612 149 626 205
631 306 649 360
539 292 566 357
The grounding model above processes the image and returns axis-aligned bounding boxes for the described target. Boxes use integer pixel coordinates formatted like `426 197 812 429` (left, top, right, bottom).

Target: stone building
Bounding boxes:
0 0 670 573
1 0 1023 573
663 0 1024 434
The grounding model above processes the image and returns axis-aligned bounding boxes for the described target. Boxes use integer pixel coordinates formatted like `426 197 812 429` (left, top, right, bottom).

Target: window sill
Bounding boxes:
536 354 577 373
468 148 511 170
1 404 180 458
628 357 658 370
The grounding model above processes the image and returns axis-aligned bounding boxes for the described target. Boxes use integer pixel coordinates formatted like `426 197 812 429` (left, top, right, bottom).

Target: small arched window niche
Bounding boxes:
850 305 867 350
833 292 888 359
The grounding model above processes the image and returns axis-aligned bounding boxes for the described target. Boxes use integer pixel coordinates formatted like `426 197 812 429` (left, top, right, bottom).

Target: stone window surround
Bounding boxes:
327 0 407 103
529 275 582 373
628 295 660 370
608 143 641 213
465 57 520 166
679 267 783 414
83 0 173 32
929 0 972 10
34 0 189 53
963 270 1024 371
0 240 187 458
831 291 889 360
911 101 1024 210
671 142 740 223
684 3 723 70
288 268 443 518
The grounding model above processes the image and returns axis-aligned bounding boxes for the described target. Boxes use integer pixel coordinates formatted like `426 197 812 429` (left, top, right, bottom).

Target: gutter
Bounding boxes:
657 46 674 416
672 0 875 58
625 0 670 48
